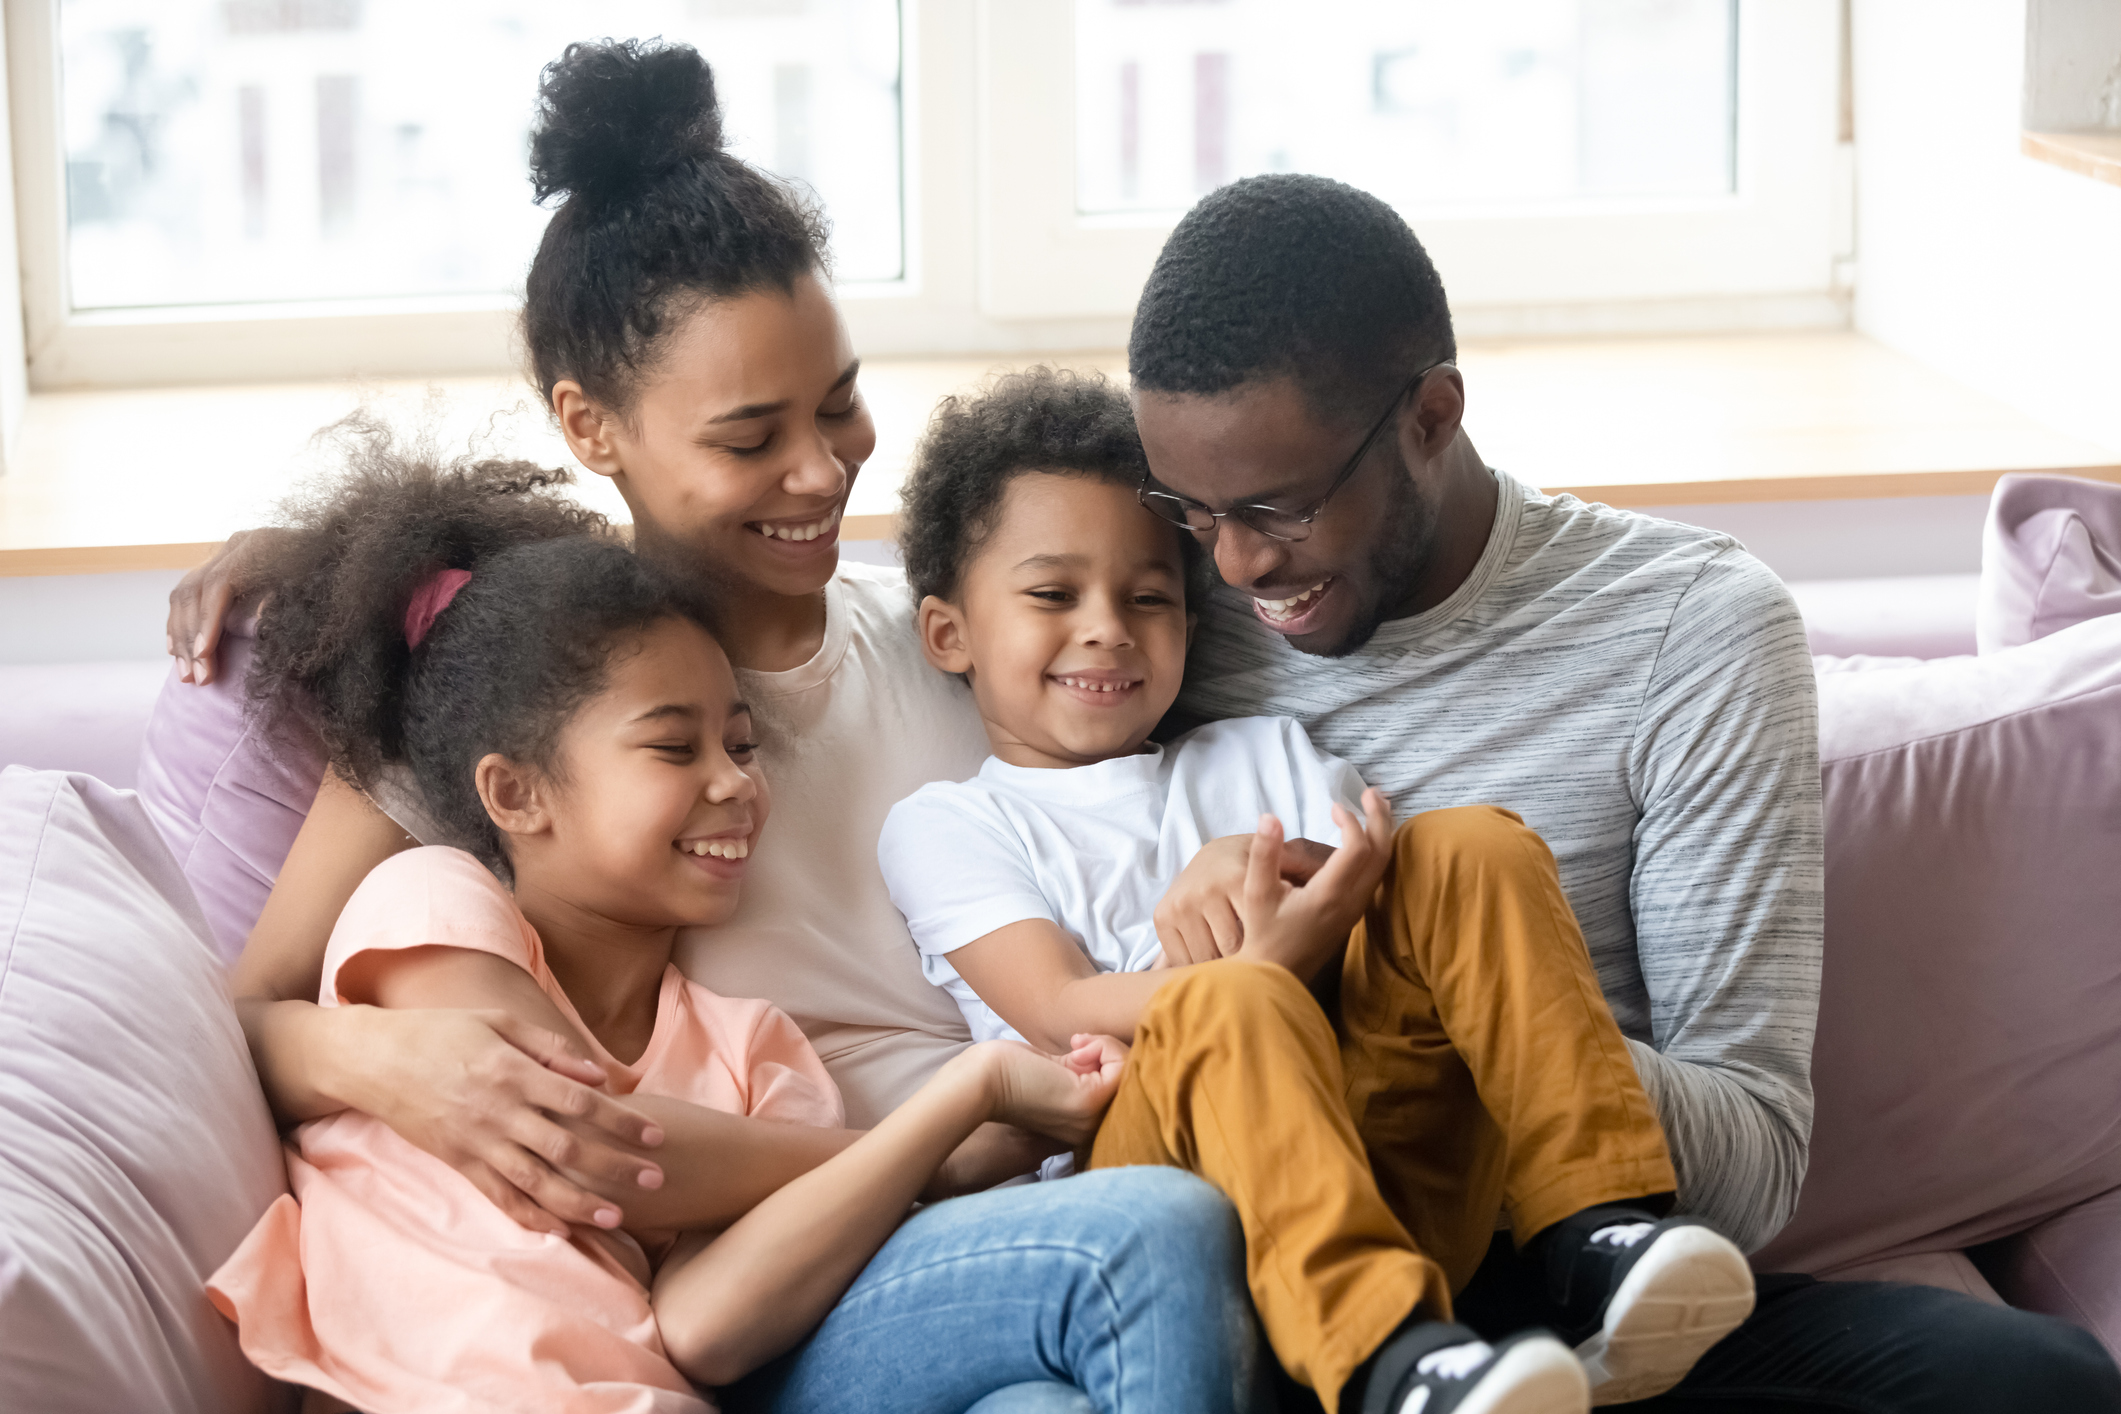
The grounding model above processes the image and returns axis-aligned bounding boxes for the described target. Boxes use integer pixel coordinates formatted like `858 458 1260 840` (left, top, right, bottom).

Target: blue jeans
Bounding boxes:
723 1167 1264 1414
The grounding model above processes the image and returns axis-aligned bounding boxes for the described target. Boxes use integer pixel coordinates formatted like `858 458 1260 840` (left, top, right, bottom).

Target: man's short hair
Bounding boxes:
897 365 1207 607
1128 174 1456 426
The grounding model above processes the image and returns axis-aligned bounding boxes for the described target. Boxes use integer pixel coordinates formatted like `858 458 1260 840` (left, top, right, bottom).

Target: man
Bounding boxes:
1130 173 2119 1410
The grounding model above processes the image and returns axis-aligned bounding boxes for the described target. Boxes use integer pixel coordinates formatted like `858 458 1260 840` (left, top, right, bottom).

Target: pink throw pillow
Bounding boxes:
1755 612 2121 1279
0 768 291 1414
1975 473 2121 654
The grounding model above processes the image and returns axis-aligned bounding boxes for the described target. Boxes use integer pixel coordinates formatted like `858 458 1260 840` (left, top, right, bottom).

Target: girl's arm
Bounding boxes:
652 1037 1125 1387
364 946 1051 1230
230 772 664 1234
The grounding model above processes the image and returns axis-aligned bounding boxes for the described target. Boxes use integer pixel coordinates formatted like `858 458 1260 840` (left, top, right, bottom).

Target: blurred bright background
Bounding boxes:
2 0 2119 667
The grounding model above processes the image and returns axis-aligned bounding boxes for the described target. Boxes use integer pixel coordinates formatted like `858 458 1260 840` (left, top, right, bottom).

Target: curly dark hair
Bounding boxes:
247 418 715 880
897 366 1206 609
522 38 831 415
1128 173 1455 427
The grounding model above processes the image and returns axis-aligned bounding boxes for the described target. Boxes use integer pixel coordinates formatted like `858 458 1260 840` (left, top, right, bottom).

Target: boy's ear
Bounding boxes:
1186 609 1199 649
552 380 623 480
476 754 553 840
917 593 975 676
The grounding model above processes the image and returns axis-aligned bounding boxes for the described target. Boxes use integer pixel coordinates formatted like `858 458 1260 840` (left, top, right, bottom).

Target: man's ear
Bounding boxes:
552 380 625 480
917 594 975 676
476 753 553 842
1405 364 1467 466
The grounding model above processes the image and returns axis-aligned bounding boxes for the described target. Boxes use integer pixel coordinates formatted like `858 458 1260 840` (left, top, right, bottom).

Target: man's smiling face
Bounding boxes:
1132 374 1452 658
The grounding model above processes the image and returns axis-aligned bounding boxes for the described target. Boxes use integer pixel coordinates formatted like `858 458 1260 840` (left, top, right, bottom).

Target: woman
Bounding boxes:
169 39 1259 1413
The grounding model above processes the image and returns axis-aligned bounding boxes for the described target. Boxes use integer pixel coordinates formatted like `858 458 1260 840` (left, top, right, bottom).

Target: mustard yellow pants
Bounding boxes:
1088 806 1676 1412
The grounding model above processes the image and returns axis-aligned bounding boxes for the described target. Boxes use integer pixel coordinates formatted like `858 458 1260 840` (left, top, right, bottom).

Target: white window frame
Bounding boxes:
976 0 1847 335
4 0 1844 392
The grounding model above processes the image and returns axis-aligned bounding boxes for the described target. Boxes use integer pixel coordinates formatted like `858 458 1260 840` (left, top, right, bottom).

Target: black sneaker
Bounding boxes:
1358 1322 1588 1414
1539 1208 1756 1406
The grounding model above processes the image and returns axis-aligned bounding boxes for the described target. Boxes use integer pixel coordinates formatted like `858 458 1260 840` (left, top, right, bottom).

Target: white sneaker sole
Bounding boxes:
1576 1225 1756 1406
1448 1335 1589 1414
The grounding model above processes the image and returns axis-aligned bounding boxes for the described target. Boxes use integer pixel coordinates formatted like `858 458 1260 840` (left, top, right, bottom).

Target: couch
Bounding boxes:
3 473 2118 1412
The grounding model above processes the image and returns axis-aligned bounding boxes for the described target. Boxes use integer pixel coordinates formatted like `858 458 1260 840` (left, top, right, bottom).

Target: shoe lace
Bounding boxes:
1589 1220 1657 1249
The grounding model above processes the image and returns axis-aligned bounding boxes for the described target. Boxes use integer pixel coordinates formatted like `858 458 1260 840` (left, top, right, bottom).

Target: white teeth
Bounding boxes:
681 838 750 860
1056 677 1133 693
754 509 841 542
1254 581 1328 619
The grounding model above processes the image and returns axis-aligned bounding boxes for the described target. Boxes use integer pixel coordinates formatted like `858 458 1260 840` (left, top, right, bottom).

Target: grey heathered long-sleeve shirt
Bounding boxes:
1179 470 1825 1253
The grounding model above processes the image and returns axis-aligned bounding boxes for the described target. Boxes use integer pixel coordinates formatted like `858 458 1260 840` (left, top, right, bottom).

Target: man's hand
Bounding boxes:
1154 832 1338 967
1232 789 1395 982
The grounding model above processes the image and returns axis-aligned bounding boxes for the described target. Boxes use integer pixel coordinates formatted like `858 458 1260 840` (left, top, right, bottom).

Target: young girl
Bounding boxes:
207 448 1258 1413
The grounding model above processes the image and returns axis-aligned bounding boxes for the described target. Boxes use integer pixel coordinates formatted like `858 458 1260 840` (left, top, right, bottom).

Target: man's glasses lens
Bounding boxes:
1141 490 1309 542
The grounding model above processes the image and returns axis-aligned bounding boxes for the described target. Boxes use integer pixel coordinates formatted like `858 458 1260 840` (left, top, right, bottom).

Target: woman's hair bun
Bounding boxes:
530 38 726 207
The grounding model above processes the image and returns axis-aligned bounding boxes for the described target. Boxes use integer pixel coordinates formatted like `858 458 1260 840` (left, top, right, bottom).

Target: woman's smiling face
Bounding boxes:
557 271 875 603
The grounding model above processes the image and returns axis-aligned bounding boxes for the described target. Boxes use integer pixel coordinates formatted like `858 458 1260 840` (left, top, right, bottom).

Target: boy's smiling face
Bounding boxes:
918 471 1194 769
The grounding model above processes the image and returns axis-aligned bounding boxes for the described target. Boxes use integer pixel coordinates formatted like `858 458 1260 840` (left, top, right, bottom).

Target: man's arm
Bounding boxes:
1626 547 1824 1253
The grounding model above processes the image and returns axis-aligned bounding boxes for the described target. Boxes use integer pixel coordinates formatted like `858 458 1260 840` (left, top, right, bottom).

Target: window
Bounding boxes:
1076 0 1737 216
56 0 903 310
979 0 1841 328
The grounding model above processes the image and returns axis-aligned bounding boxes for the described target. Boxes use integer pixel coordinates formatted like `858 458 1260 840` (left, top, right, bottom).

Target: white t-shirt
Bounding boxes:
878 716 1366 1045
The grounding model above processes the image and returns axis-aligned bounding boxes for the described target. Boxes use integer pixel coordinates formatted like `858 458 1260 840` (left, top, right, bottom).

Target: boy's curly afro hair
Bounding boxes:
896 365 1208 608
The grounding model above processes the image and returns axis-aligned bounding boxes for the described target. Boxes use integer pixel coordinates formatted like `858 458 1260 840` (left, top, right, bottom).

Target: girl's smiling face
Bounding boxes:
553 271 874 605
489 616 771 931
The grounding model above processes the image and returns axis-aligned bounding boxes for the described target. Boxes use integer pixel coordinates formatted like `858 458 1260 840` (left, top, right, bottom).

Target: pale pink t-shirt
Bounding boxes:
208 847 844 1414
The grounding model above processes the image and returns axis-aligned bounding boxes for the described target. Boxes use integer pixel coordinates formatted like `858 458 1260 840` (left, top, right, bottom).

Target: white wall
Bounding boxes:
1852 0 2121 454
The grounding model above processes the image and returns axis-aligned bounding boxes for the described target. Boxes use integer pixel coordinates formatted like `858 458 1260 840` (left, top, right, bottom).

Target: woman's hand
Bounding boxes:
337 1005 668 1235
1233 789 1395 982
166 527 288 685
971 1035 1128 1151
1154 832 1338 967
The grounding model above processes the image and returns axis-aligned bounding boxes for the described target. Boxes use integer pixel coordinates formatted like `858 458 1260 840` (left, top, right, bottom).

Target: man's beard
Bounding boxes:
1316 464 1437 658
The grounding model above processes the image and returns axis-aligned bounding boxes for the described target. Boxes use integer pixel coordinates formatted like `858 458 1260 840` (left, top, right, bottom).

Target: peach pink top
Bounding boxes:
208 847 844 1414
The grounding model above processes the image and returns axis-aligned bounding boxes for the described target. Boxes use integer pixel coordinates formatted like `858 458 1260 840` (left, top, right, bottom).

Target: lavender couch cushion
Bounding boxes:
1977 473 2121 654
136 631 324 965
0 768 290 1414
1788 573 1980 660
0 660 168 789
1754 613 2121 1283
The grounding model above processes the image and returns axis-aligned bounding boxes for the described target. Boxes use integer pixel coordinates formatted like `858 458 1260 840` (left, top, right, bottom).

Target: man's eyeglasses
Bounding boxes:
1138 362 1450 544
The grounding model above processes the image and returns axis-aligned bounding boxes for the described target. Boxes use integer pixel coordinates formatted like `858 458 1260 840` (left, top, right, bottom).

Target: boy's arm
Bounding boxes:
944 919 1184 1052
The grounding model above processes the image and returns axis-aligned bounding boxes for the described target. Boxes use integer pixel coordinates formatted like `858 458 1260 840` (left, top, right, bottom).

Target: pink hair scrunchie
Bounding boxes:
403 569 473 649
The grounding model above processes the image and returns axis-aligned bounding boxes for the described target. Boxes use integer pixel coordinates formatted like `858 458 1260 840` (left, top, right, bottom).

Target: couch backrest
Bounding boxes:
135 630 324 965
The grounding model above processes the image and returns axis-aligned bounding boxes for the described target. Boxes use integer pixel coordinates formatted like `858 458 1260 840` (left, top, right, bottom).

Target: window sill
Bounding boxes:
2022 131 2121 188
2 333 2116 576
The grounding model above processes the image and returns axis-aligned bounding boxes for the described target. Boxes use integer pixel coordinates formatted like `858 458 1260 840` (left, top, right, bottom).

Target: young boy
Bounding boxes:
879 369 1756 1414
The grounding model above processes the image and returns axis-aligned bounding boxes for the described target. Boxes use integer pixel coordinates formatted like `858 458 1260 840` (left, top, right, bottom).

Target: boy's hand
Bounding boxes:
1232 789 1395 982
1154 833 1337 966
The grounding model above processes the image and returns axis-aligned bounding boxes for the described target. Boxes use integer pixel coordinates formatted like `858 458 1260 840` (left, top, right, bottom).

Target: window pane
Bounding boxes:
1076 0 1735 216
59 0 902 311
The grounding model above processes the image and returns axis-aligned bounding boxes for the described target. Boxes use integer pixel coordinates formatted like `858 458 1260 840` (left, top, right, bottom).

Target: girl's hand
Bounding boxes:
166 527 288 685
1154 832 1338 967
341 1006 667 1235
973 1036 1127 1150
1233 789 1395 982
